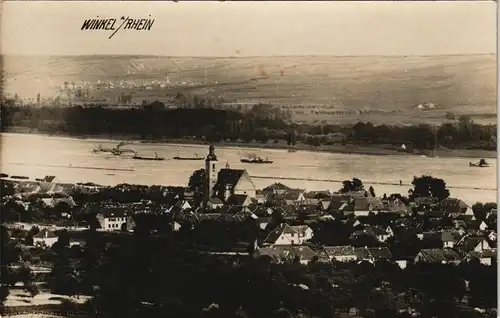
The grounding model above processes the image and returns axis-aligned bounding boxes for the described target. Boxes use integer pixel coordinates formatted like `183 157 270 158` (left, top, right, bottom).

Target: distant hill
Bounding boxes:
2 54 496 125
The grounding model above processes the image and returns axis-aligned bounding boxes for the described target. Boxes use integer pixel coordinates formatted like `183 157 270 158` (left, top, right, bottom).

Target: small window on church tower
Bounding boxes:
213 164 215 169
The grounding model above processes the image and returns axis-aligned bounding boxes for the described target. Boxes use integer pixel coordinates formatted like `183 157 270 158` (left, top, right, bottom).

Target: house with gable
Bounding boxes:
213 167 256 201
263 223 313 246
478 220 489 231
488 231 497 242
33 228 59 247
466 249 497 266
283 190 307 206
255 190 268 204
369 226 392 242
443 198 473 215
382 197 410 215
414 248 462 264
318 199 332 211
351 197 385 216
327 195 352 215
254 246 318 265
206 197 224 210
290 225 314 242
174 200 192 212
322 246 357 262
304 191 332 206
441 230 462 248
227 194 253 208
457 236 491 253
366 247 393 262
96 207 132 231
352 247 393 263
263 183 292 195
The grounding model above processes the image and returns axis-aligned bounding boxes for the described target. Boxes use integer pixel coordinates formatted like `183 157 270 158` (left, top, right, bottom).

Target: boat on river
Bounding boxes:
133 152 164 161
10 175 29 180
469 159 490 168
172 151 204 161
93 141 135 156
240 156 273 164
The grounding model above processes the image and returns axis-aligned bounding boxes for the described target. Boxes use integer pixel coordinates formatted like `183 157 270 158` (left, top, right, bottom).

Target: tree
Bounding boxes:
188 169 206 192
14 264 39 297
0 226 14 309
471 202 497 221
340 178 364 193
24 225 40 246
368 186 376 197
188 168 207 207
48 241 78 296
410 175 450 201
52 230 70 253
0 181 15 197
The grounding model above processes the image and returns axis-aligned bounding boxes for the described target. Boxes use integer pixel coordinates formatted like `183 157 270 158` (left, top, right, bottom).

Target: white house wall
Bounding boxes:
234 173 256 198
34 237 58 247
103 217 128 231
274 234 293 245
333 255 357 262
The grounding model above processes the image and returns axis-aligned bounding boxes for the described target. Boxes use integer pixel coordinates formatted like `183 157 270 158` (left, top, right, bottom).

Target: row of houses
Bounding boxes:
254 244 497 267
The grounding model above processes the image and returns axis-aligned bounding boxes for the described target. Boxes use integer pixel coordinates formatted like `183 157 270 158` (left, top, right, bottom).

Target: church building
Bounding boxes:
204 145 257 205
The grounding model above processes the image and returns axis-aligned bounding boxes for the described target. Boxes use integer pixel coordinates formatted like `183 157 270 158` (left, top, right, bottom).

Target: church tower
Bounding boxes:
204 145 218 203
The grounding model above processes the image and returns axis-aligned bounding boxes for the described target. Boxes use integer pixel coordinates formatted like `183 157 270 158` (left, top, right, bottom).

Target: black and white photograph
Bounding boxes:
0 1 497 317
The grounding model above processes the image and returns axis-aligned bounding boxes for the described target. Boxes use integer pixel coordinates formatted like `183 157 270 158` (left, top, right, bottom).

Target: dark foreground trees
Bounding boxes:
77 232 497 318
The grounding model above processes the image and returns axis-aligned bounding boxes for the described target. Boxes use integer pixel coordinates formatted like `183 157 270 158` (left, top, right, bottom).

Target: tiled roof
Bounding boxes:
263 183 293 192
453 220 467 228
327 196 351 212
250 206 271 217
290 225 311 236
353 197 384 211
228 194 249 206
213 169 245 196
208 197 223 205
443 198 469 209
34 229 58 239
323 246 356 257
367 247 392 260
319 200 331 210
42 176 56 183
441 230 462 242
283 189 304 201
417 248 461 263
99 207 129 218
366 226 388 236
468 249 497 259
255 246 317 262
304 191 331 199
263 223 296 244
460 236 488 252
354 247 371 260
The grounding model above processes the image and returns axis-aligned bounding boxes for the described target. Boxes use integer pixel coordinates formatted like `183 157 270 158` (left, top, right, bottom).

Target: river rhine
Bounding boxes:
1 133 497 206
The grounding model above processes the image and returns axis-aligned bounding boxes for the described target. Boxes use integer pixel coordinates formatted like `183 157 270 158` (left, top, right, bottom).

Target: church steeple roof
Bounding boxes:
206 144 218 161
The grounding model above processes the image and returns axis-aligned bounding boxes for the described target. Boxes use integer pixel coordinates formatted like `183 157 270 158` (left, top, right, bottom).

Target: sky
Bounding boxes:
1 1 497 57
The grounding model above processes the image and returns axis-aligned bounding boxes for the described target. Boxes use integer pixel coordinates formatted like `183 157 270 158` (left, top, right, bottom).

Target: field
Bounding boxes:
2 54 497 125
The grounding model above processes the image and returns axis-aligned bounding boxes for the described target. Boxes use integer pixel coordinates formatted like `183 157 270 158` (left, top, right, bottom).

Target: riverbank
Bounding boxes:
2 128 497 159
